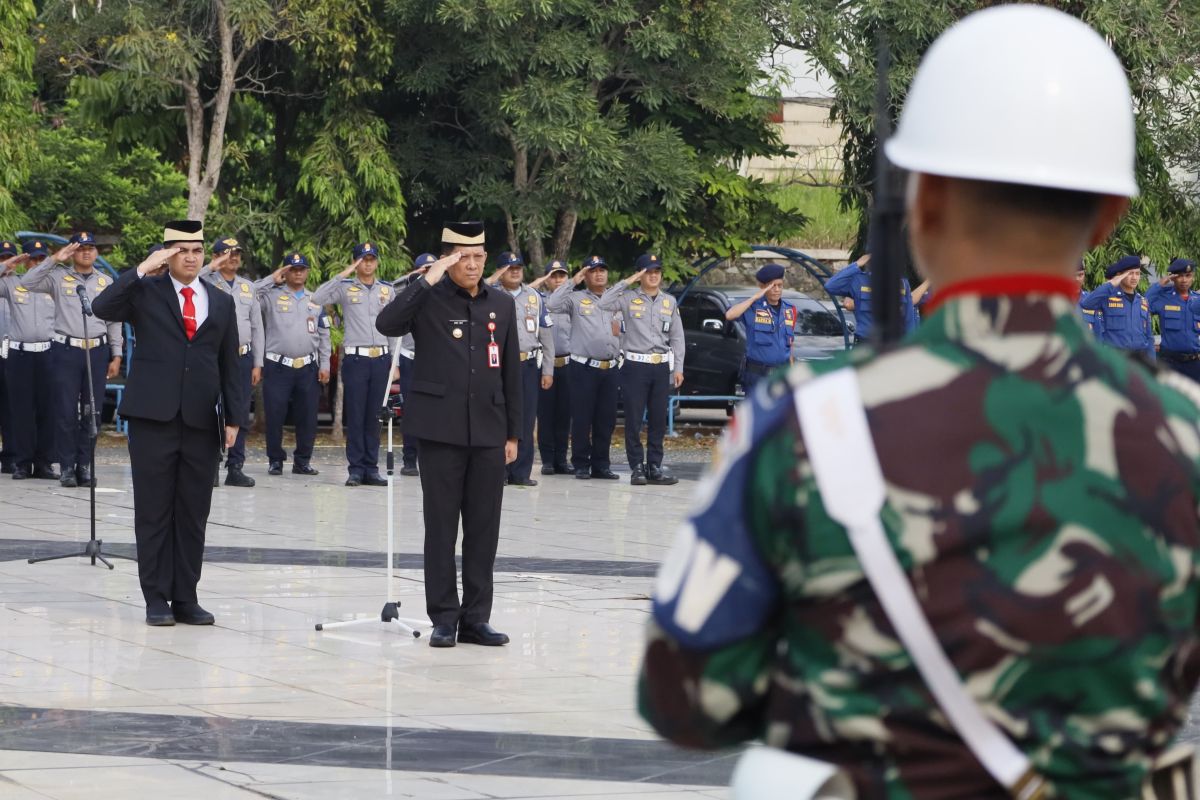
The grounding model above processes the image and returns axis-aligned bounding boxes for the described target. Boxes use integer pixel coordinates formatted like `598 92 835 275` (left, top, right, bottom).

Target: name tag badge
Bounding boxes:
662 319 671 333
307 317 317 334
525 317 536 334
488 341 500 368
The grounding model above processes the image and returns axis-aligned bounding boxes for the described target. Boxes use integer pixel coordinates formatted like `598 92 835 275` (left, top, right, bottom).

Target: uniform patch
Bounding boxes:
240 283 250 293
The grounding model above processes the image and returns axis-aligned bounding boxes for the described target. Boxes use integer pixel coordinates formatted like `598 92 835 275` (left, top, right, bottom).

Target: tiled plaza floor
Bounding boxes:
0 437 731 799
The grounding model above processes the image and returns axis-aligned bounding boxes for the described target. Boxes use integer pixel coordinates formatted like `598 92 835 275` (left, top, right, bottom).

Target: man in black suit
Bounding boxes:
376 221 521 648
92 220 245 627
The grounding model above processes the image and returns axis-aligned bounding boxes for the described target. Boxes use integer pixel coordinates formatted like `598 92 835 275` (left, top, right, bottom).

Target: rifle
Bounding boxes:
868 33 908 345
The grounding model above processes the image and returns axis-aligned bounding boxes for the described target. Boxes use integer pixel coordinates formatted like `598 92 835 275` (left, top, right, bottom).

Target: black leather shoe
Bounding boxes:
12 468 30 480
554 464 573 475
647 464 679 486
541 464 556 475
59 470 78 488
591 468 619 480
630 465 647 486
400 465 420 477
224 467 255 488
33 465 60 480
172 601 215 625
292 463 319 476
507 477 538 487
457 621 509 646
362 473 387 486
574 468 591 480
76 466 94 487
146 601 175 627
345 473 362 487
268 461 283 476
428 624 457 648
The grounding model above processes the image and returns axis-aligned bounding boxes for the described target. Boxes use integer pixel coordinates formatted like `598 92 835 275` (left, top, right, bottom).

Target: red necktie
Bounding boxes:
181 286 197 340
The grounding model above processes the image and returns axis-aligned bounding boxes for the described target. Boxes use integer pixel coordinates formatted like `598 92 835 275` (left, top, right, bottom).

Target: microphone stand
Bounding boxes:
29 285 135 570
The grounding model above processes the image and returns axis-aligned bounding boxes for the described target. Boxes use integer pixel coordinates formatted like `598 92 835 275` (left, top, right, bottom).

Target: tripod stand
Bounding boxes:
29 287 135 570
316 345 422 637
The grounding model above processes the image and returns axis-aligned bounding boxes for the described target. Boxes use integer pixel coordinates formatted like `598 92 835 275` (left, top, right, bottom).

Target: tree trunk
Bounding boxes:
551 207 578 261
503 208 518 255
331 346 345 443
182 0 238 222
526 236 546 267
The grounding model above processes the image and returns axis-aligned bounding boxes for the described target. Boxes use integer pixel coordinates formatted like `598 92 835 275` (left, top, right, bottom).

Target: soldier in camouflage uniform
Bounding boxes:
638 7 1200 799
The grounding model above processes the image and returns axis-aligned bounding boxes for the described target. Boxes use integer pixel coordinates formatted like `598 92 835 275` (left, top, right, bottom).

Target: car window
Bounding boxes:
678 296 702 331
696 297 725 330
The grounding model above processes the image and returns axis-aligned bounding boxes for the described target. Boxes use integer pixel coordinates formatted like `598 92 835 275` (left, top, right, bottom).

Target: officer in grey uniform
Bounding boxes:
312 241 397 487
395 253 434 476
0 241 58 479
545 254 622 479
531 260 572 475
486 251 554 486
21 232 124 488
598 253 684 486
199 235 263 487
254 252 331 476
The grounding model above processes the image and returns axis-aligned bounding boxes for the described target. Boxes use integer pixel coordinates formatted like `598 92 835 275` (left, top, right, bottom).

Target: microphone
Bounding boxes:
77 286 93 317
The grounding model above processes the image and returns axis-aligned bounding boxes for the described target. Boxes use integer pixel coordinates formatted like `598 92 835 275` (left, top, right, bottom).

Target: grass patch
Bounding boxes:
772 184 859 250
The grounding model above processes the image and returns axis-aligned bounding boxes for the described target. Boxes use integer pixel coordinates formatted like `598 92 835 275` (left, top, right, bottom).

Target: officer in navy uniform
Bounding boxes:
544 255 622 479
313 241 397 487
723 263 797 393
395 253 435 476
254 252 331 476
824 252 924 343
375 221 521 649
199 236 262 487
486 251 554 486
1147 258 1200 380
1080 255 1155 360
531 260 573 475
598 253 685 486
1076 260 1102 336
20 232 124 488
0 242 58 479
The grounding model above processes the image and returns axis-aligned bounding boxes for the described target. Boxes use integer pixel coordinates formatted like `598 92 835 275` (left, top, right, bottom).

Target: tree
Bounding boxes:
385 0 803 266
769 1 1200 277
0 0 38 233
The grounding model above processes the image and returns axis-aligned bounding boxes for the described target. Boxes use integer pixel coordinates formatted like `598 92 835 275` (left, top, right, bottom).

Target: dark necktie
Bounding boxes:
181 286 197 340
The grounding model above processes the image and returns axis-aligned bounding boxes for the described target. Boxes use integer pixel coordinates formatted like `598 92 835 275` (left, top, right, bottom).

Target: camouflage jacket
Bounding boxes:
639 288 1200 799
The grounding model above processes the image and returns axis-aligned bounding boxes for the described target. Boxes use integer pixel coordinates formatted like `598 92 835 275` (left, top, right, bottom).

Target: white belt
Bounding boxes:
345 345 390 358
553 355 571 368
399 347 415 360
238 344 251 356
9 341 52 353
519 349 542 363
265 352 317 368
623 351 669 364
52 333 107 349
570 354 618 370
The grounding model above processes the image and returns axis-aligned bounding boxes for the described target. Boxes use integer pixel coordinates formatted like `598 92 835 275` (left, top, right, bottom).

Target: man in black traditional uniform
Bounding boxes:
376 221 521 648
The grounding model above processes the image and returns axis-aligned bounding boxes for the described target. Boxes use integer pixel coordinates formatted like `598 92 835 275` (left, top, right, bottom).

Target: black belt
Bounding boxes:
744 359 783 371
1159 350 1200 362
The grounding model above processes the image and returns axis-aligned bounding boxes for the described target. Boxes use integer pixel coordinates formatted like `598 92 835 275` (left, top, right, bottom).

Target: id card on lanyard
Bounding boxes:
487 322 500 368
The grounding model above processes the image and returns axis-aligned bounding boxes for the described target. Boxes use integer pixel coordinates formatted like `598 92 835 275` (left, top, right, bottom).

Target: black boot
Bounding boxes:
224 466 255 487
630 464 647 486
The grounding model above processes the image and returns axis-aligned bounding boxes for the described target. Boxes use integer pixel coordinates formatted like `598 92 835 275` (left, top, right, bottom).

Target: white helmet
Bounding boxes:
885 5 1138 197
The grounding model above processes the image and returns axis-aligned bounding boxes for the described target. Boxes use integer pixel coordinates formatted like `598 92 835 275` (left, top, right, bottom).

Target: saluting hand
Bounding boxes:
485 266 507 285
107 358 121 379
422 251 462 286
1 253 30 275
53 242 80 263
136 246 179 277
626 269 646 286
339 259 362 279
572 266 588 285
271 265 289 285
208 252 231 271
528 274 550 290
1161 275 1174 287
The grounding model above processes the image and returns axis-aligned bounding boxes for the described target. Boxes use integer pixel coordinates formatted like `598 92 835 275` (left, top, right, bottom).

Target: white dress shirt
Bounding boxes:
170 274 209 330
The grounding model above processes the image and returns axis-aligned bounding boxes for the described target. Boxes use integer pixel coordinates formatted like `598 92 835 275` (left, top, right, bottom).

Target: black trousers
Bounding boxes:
128 414 220 606
51 342 108 470
341 353 390 477
506 360 540 482
0 355 11 469
4 349 56 470
262 360 318 465
537 360 571 467
417 438 505 627
224 353 253 469
568 361 618 472
621 361 671 468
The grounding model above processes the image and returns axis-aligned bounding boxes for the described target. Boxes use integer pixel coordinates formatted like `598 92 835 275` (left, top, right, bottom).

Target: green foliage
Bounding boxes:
13 113 187 266
0 0 38 233
771 184 857 249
